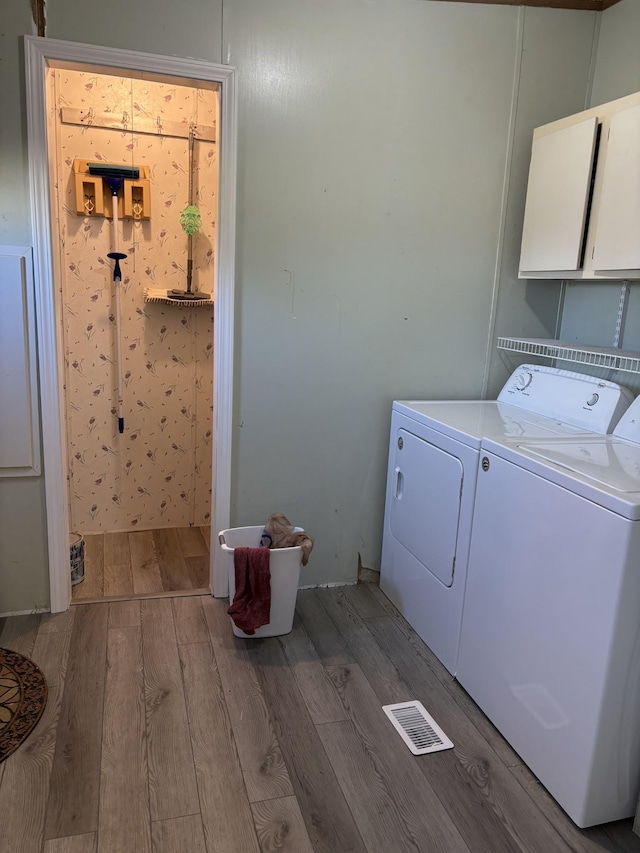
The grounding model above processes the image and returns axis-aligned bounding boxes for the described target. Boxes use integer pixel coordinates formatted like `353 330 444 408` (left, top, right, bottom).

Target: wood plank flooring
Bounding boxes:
72 527 211 602
2 584 640 852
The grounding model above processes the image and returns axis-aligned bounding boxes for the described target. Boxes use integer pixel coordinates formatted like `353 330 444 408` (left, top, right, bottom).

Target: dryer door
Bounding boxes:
390 428 463 587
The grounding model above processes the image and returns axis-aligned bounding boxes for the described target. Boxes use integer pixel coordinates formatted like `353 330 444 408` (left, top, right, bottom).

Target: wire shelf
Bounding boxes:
497 337 640 374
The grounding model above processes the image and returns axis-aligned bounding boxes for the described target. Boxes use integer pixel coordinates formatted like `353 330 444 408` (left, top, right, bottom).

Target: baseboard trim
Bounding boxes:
0 607 49 618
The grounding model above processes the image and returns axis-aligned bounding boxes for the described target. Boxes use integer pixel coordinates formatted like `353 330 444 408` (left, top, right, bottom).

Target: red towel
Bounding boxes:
227 546 271 635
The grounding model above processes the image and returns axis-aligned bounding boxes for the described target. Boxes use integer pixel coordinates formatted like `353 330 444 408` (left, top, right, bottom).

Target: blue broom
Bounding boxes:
88 163 140 433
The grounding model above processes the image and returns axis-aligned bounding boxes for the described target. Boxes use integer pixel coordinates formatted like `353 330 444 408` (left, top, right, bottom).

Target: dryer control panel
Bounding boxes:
497 364 634 434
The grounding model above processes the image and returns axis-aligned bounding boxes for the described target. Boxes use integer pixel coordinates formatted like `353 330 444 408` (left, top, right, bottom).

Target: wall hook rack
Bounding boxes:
73 158 151 219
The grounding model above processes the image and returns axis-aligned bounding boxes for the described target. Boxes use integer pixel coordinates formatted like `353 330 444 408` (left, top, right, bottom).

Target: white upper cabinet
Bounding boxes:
520 118 598 273
519 91 640 280
591 104 640 272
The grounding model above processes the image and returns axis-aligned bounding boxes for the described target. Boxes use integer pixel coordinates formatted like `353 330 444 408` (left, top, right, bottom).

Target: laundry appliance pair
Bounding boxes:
381 364 640 826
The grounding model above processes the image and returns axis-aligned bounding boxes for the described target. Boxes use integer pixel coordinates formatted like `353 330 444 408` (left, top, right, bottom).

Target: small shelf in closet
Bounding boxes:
497 336 640 375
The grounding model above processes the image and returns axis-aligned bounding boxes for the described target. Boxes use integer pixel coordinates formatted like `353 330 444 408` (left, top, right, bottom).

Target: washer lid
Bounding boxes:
520 439 640 493
483 436 640 519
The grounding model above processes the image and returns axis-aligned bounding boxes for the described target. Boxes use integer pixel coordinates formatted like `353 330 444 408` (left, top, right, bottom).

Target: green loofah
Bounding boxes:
180 204 202 236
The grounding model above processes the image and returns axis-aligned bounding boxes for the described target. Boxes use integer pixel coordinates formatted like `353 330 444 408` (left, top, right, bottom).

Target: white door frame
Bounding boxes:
24 36 236 611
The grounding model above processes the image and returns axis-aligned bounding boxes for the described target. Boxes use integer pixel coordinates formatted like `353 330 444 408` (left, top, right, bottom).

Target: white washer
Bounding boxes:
456 398 640 828
380 365 633 676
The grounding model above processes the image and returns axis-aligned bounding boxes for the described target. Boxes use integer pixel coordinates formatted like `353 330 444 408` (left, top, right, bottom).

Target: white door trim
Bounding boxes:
24 36 236 611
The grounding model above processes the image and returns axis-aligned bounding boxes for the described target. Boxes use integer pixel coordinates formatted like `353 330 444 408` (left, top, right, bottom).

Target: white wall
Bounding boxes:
0 0 612 607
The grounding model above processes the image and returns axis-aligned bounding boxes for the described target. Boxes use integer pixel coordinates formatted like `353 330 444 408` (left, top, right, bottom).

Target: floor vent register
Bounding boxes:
382 701 454 755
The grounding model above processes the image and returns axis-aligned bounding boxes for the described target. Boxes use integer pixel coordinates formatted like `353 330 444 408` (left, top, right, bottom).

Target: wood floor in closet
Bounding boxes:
2 584 640 852
72 526 211 602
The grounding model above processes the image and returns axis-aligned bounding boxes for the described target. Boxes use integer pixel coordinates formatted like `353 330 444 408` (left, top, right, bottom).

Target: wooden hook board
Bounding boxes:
62 108 216 143
73 159 151 219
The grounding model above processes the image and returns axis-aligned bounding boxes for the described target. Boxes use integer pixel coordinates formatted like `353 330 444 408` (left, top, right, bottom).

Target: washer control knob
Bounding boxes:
515 371 533 391
587 393 599 407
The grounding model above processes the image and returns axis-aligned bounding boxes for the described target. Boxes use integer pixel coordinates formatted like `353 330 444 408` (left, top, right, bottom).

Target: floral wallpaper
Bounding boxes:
49 68 218 534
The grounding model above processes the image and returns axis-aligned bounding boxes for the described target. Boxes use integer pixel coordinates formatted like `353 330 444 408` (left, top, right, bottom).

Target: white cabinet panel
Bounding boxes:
519 117 598 273
518 90 640 280
592 104 640 271
0 247 41 476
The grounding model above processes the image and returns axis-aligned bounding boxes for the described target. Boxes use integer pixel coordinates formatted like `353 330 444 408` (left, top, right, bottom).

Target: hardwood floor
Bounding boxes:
72 527 211 602
2 584 640 852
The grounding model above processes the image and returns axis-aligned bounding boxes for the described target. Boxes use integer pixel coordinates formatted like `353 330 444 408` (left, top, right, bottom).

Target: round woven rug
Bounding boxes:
0 647 48 763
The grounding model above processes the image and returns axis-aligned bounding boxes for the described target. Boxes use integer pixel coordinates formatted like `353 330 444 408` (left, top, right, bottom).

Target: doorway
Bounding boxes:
25 37 237 611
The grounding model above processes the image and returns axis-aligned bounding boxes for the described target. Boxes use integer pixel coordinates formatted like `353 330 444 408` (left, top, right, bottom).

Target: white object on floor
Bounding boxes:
219 525 303 638
382 701 453 755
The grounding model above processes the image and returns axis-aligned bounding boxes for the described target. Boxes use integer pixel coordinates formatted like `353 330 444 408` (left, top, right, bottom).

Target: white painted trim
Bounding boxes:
211 62 237 600
25 40 72 614
24 36 237 610
481 7 525 400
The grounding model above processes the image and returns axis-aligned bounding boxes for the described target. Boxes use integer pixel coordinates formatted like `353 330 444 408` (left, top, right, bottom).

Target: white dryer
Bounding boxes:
380 365 633 676
456 398 640 827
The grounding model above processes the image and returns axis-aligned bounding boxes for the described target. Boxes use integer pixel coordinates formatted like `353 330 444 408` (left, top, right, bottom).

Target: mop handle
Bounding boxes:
111 197 125 435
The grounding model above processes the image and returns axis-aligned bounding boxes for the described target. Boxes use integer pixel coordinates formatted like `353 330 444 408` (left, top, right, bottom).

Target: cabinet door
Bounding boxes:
519 117 598 273
592 104 640 271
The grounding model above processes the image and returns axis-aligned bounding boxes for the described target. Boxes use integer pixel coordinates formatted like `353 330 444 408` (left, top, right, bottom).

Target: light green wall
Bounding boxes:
47 0 223 62
590 0 640 107
226 0 596 582
559 0 640 395
0 4 50 614
0 0 617 607
485 7 597 398
230 0 519 581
